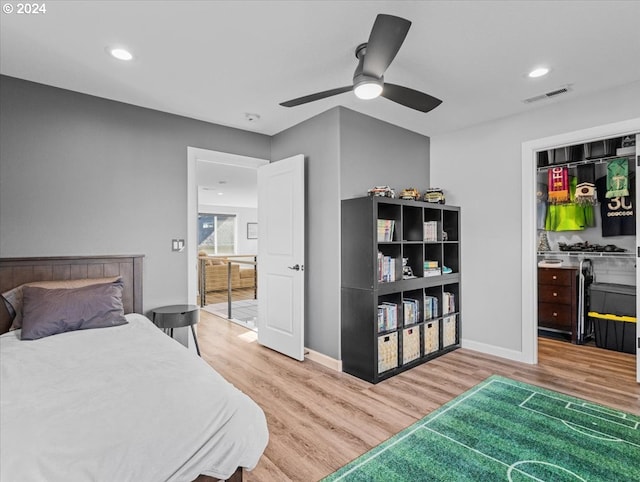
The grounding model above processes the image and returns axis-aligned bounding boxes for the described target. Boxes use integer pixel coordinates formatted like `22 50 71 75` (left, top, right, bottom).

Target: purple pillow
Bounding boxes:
21 281 128 340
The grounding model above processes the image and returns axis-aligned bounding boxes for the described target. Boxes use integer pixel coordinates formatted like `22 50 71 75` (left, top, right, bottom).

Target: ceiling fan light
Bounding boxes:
354 81 383 100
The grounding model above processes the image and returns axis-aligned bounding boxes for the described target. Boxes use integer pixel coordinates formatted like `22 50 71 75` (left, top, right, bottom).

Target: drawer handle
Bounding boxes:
553 312 558 316
552 275 557 280
553 292 558 297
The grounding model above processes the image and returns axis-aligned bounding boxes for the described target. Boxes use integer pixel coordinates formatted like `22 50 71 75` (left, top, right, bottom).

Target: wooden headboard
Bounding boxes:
0 255 144 334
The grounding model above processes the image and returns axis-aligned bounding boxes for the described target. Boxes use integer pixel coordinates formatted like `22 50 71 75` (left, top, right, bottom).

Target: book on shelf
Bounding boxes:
443 292 456 315
423 268 442 277
378 302 398 332
377 251 397 282
423 260 441 277
424 295 439 320
423 221 440 242
402 298 420 326
377 219 395 242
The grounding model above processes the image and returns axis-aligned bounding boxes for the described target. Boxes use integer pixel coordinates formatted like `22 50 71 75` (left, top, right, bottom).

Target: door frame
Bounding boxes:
186 147 269 306
521 117 640 367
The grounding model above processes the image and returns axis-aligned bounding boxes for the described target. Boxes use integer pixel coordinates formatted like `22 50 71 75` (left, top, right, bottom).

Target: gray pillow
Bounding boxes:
21 280 128 340
2 276 121 331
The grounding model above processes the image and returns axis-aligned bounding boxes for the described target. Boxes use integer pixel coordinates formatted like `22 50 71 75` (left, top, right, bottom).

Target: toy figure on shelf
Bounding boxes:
367 186 395 198
400 188 420 201
423 188 445 204
402 258 416 279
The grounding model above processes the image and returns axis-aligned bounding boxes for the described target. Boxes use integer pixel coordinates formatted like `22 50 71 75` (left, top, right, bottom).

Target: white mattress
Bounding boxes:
0 313 268 481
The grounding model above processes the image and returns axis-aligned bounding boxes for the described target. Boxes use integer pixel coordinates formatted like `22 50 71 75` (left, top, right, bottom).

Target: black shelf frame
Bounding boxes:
341 196 462 383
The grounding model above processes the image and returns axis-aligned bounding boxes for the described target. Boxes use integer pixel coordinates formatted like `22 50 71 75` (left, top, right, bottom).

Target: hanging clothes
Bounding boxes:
605 158 630 198
574 164 597 205
545 177 595 231
596 174 636 237
537 182 548 229
548 167 570 203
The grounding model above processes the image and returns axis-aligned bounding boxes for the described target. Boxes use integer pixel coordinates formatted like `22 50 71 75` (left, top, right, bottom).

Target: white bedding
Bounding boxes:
0 313 268 482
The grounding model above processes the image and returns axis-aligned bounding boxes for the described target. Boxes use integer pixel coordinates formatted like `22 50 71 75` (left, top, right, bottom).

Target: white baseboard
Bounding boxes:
305 347 342 371
461 338 533 364
304 341 531 372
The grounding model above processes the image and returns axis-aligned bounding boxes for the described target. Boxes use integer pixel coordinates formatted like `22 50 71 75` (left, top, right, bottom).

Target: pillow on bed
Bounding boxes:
20 280 127 340
1 276 120 331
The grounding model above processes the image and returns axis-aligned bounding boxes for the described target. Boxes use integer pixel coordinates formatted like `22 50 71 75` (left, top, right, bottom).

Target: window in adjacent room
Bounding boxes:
198 213 236 255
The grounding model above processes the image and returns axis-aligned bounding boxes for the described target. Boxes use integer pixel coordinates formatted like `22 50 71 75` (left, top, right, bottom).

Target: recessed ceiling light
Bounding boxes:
528 67 549 78
217 192 224 196
109 47 133 61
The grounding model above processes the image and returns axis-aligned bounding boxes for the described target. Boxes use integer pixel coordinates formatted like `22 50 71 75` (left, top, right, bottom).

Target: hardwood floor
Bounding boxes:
197 310 639 482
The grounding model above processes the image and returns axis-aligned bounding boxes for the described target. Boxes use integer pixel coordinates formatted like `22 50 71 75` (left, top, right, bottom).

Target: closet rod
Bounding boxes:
537 250 636 259
536 153 635 173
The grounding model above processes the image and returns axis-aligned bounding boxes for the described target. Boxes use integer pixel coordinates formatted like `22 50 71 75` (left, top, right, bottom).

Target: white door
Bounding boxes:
257 154 305 361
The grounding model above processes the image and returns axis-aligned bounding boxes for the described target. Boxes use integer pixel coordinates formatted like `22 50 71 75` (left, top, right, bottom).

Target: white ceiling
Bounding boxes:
2 1 640 205
2 0 640 140
197 157 262 209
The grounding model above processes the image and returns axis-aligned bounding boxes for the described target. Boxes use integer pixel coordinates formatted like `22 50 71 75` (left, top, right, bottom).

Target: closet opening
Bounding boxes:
536 135 636 349
521 119 639 383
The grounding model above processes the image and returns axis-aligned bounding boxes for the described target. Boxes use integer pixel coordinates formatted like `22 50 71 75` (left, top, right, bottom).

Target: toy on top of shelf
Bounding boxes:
400 188 420 200
368 186 395 198
423 188 445 204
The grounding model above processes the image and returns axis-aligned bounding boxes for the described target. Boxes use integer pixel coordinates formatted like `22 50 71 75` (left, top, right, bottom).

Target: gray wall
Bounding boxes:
1 76 430 362
340 107 430 199
271 108 341 358
431 80 640 356
0 76 271 313
271 106 431 360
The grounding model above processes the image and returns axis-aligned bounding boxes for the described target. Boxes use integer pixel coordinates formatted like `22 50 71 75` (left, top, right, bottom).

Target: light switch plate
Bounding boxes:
172 239 185 252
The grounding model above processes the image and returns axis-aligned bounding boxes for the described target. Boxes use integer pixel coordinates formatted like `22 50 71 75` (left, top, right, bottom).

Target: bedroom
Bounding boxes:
1 1 639 481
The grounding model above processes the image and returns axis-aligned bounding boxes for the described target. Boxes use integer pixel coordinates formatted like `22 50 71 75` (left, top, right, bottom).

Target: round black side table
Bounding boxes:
152 304 200 356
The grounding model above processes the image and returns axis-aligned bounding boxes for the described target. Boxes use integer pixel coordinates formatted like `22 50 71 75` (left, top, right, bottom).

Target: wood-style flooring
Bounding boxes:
197 310 639 482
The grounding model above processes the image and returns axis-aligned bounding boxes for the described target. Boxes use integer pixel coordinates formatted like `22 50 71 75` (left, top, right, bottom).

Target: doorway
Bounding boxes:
521 118 640 382
187 147 268 330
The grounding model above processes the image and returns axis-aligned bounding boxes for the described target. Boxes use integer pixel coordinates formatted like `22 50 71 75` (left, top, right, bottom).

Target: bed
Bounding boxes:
0 255 268 482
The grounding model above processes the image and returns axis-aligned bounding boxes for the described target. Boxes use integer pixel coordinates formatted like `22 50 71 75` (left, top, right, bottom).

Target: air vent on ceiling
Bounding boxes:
523 86 572 104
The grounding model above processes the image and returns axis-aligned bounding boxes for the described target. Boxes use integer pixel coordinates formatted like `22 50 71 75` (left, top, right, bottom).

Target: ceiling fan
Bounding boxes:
279 14 442 113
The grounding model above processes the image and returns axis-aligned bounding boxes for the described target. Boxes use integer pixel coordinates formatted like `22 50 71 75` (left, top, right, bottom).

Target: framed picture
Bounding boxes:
247 222 258 239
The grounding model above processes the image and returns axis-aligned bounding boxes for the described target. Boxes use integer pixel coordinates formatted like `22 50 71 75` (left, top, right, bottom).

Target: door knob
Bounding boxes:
288 264 301 271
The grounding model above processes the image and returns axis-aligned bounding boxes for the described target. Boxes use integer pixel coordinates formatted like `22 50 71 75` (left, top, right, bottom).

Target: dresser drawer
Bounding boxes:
538 302 573 331
538 285 573 304
538 268 574 286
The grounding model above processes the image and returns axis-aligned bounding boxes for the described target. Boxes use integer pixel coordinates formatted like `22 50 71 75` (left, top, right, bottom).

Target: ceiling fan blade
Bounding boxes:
381 83 442 113
280 86 353 107
362 14 411 78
